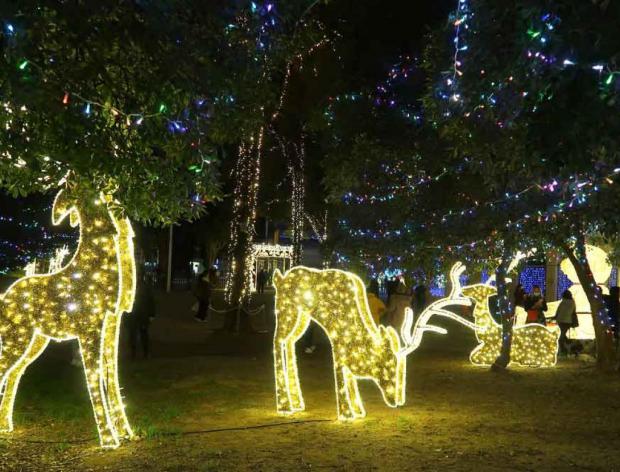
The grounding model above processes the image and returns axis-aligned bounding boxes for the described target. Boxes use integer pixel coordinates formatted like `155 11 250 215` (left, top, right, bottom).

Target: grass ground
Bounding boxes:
0 290 619 471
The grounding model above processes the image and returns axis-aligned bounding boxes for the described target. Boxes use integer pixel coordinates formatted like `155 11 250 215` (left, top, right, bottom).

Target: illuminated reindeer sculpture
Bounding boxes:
0 184 136 448
401 262 560 368
272 266 471 419
460 282 559 368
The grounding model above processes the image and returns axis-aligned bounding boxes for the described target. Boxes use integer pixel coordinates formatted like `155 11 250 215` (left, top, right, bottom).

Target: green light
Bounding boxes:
18 60 28 70
527 29 541 39
605 74 614 86
158 103 166 113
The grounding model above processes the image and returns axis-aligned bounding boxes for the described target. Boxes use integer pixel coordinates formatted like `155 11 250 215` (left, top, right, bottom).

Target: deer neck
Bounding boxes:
472 297 495 328
72 212 119 268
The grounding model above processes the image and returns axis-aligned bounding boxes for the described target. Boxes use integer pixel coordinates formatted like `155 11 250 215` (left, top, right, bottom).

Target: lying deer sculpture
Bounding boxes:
461 282 559 368
0 183 136 448
401 262 559 368
272 266 470 419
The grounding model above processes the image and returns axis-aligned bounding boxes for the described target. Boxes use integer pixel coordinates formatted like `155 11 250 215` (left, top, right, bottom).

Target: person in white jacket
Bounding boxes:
555 290 576 355
384 280 412 332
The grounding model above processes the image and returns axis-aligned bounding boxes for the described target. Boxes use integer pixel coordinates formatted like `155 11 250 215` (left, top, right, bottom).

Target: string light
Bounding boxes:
7 52 221 135
324 56 422 127
249 243 293 291
0 185 136 448
272 266 407 419
339 167 620 242
284 137 305 264
225 129 265 303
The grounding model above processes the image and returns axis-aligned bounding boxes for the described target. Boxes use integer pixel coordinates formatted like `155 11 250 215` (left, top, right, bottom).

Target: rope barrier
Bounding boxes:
207 304 266 316
1 418 333 445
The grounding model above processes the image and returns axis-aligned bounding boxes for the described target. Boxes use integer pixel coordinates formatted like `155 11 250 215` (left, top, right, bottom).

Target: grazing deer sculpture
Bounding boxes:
0 183 136 448
272 266 471 419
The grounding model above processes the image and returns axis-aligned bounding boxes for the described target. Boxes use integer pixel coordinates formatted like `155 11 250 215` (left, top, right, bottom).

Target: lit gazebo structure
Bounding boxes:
250 243 293 291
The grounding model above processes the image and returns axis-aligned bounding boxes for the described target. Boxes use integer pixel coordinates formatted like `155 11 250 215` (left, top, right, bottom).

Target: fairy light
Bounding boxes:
271 37 333 121
225 128 265 303
272 266 408 419
340 167 620 242
0 185 136 448
284 137 305 264
248 243 293 291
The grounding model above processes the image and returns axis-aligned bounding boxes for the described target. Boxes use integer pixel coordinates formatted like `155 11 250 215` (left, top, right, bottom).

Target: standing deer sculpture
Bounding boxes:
0 183 136 448
272 266 470 419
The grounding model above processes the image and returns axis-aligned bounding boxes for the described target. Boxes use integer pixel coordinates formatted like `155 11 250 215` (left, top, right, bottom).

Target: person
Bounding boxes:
302 323 316 354
193 268 214 322
513 284 526 308
384 279 412 331
129 274 156 359
367 279 386 325
525 285 547 325
257 268 267 294
386 277 399 299
555 290 577 356
413 284 428 317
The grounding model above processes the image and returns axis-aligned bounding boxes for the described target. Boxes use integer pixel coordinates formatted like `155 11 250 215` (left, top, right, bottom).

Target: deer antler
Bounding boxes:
399 262 474 356
486 248 537 285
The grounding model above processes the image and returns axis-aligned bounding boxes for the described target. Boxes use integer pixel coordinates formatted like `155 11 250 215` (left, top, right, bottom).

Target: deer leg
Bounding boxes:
274 339 293 413
334 365 356 420
343 369 365 418
0 334 49 431
285 338 305 412
78 336 119 448
102 314 133 440
469 342 491 366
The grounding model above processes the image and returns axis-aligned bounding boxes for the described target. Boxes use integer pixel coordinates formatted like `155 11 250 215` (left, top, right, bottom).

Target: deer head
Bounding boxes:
52 188 80 227
376 324 406 407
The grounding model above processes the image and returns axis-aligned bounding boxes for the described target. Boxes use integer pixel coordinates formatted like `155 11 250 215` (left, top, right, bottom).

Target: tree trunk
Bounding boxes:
561 236 616 371
290 142 305 265
493 250 513 370
225 129 264 304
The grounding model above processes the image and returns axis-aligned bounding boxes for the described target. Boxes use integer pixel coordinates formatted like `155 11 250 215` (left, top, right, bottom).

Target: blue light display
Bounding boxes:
609 268 617 287
519 266 546 296
430 273 470 298
557 268 572 299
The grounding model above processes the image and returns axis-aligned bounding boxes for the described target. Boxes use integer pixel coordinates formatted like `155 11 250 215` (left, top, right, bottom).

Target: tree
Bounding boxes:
422 0 620 370
221 0 334 303
0 1 236 224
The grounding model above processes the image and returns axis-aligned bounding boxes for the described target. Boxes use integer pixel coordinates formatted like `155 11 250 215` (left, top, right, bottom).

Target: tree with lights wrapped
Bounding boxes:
421 0 620 370
0 2 238 223
221 1 333 304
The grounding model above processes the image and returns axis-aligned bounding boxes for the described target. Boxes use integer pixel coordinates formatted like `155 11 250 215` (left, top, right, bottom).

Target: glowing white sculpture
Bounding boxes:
48 245 70 273
544 245 611 340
